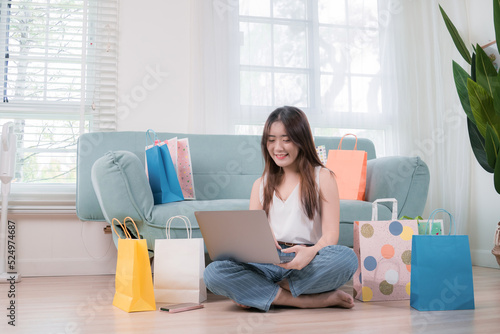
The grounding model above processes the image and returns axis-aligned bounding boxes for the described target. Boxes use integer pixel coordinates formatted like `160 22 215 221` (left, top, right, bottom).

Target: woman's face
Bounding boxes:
266 121 299 171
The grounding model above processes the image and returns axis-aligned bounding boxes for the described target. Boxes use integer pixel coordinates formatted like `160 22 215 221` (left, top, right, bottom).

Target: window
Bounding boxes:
0 0 118 185
236 0 389 155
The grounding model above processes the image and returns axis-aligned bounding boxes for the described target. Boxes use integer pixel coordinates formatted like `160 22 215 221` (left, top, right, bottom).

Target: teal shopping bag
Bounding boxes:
410 209 475 311
145 129 184 204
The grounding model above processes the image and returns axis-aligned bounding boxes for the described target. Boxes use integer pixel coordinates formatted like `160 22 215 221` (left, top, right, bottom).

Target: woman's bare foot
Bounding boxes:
272 287 355 309
232 300 251 309
323 289 355 309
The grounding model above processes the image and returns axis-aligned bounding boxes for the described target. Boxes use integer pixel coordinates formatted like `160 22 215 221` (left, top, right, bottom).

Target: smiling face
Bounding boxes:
266 121 300 171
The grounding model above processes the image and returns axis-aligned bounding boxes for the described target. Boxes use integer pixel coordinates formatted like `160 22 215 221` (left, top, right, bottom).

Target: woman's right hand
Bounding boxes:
273 233 282 250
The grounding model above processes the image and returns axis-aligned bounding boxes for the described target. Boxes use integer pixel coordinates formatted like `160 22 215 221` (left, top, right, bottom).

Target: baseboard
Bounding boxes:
17 257 117 277
471 249 500 269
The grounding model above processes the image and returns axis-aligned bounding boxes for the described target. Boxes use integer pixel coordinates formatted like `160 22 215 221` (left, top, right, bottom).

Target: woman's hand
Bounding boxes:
278 245 317 270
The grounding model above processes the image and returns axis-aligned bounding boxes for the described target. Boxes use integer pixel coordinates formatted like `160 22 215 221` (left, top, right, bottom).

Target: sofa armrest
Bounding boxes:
91 151 154 226
365 156 430 218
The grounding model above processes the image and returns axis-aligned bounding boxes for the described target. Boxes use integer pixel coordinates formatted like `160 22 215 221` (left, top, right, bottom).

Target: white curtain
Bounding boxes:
188 1 239 134
386 0 472 233
189 0 474 233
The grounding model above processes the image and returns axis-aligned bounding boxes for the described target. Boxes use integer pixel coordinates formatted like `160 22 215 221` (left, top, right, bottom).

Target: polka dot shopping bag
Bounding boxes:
353 198 418 302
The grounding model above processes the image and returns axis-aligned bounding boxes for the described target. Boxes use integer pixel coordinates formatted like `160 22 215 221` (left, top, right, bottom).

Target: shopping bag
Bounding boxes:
145 129 184 204
156 136 196 200
410 209 475 311
316 145 327 165
176 138 196 199
326 133 367 200
111 217 156 312
153 215 207 304
165 137 178 172
353 198 418 301
401 215 444 236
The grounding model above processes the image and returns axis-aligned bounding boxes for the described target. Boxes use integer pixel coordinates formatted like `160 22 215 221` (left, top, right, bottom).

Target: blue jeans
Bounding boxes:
203 245 358 311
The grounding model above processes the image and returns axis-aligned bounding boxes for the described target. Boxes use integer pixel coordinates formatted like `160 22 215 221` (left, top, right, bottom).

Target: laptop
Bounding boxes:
194 210 296 264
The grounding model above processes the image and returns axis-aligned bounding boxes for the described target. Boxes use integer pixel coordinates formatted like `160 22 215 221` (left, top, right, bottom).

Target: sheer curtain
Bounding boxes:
189 0 473 232
386 0 472 233
188 1 239 134
190 1 400 152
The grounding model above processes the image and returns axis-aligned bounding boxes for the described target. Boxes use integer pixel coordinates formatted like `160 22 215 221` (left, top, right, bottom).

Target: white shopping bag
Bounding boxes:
153 216 207 303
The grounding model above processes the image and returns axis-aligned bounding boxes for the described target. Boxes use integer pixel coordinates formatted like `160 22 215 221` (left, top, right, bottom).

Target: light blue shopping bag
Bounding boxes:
410 209 475 311
145 129 184 204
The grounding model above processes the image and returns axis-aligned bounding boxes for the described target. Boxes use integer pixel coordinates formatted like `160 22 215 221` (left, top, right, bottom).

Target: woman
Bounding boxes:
204 106 358 312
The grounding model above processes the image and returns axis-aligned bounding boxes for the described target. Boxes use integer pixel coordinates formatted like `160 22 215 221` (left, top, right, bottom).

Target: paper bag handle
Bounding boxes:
371 198 398 221
111 218 129 239
337 133 358 150
427 209 456 235
111 217 141 239
146 129 158 147
166 215 192 239
123 217 141 239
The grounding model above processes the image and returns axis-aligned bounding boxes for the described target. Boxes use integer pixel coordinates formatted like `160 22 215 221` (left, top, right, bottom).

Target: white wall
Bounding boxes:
12 0 499 277
15 214 116 276
116 0 191 133
466 0 500 268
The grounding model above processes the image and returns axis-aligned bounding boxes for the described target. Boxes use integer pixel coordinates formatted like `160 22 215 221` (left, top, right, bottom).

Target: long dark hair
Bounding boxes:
261 106 324 220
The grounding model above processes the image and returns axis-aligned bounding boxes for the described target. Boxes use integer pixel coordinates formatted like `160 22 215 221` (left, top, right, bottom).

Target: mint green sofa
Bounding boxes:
76 131 430 256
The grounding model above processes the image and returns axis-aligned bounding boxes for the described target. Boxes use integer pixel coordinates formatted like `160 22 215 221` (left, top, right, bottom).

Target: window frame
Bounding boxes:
236 0 392 149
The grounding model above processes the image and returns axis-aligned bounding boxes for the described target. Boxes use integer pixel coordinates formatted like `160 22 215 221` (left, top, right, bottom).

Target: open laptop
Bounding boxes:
194 210 295 264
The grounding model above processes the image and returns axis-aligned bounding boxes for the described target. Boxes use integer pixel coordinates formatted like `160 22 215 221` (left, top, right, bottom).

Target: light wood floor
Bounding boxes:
1 266 499 334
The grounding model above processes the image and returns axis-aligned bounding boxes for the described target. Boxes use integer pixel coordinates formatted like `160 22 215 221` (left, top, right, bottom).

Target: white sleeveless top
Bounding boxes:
260 166 322 245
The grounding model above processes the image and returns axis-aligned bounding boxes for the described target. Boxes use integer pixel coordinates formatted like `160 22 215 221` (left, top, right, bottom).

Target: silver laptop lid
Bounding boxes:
195 210 282 264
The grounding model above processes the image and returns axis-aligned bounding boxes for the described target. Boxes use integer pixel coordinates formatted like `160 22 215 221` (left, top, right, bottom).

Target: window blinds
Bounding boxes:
0 0 118 184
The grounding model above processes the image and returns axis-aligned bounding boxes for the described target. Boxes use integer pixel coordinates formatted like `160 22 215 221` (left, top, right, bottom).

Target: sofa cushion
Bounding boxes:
149 199 251 232
365 156 429 218
91 150 154 223
338 201 393 247
339 199 392 222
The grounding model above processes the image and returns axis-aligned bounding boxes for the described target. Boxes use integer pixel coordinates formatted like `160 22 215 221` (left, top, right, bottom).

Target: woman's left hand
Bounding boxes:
277 245 318 270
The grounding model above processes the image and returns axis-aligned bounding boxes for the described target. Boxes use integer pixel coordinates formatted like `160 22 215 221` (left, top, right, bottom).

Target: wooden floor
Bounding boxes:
1 266 499 334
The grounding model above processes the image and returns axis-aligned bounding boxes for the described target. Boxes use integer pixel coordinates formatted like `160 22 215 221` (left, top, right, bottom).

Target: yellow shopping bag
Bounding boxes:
111 217 156 312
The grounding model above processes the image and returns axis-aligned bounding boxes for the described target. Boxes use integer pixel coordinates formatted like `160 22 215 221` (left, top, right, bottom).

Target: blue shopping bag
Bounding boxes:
145 129 184 204
410 209 475 311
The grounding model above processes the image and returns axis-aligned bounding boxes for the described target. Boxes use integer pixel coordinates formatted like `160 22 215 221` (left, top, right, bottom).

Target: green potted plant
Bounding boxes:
439 1 500 194
440 1 500 266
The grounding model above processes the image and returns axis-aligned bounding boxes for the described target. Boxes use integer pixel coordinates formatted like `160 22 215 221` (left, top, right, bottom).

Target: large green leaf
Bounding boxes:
485 124 500 169
468 118 495 173
453 61 474 122
439 5 472 65
475 44 500 116
494 0 500 54
471 53 476 82
475 44 499 94
497 72 500 117
495 147 500 194
467 78 500 138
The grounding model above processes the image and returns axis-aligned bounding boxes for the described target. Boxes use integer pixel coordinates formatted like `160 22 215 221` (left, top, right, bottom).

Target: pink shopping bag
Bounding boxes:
353 198 418 301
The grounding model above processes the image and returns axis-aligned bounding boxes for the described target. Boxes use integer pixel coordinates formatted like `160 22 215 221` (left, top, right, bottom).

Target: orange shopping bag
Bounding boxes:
111 217 156 313
326 134 367 200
